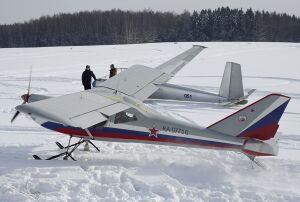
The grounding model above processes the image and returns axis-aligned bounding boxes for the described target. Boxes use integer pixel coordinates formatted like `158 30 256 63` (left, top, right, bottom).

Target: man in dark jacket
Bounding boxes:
82 65 96 90
109 64 117 78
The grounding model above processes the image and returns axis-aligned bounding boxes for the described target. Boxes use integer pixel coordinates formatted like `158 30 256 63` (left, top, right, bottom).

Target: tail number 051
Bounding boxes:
184 94 192 99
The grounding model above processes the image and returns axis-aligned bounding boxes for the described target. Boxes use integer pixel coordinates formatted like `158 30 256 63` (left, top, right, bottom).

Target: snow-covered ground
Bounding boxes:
0 42 300 201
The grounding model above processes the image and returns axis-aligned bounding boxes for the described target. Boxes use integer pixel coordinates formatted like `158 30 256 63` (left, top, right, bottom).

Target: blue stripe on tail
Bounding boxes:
241 100 289 134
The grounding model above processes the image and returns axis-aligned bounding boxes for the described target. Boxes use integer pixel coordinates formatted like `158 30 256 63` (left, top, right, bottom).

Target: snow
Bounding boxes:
0 42 300 201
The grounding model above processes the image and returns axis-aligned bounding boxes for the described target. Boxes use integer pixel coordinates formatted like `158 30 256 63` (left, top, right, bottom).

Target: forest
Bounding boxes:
0 7 299 48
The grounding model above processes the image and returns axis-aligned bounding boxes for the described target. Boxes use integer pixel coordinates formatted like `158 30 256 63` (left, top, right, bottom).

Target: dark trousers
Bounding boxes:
84 84 91 90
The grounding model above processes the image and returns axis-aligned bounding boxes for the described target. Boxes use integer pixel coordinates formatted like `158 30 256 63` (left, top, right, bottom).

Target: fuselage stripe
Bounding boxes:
42 121 242 150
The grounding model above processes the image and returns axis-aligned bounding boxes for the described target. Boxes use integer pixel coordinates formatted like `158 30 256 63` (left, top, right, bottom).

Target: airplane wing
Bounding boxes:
16 45 204 130
16 89 130 129
98 45 205 100
97 64 168 100
156 45 206 77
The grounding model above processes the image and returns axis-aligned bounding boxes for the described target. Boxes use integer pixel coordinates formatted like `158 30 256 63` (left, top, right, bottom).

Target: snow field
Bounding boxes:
0 42 300 201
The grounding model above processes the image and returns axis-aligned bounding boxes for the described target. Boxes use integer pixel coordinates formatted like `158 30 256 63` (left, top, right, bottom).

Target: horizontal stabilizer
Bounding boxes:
223 89 256 106
208 94 290 140
243 137 279 156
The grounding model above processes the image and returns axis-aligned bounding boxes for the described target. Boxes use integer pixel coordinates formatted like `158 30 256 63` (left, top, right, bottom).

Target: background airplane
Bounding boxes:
93 46 255 105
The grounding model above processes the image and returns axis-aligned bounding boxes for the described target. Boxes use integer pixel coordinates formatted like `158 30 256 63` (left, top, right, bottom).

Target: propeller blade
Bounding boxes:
11 67 33 124
11 111 20 123
27 66 32 96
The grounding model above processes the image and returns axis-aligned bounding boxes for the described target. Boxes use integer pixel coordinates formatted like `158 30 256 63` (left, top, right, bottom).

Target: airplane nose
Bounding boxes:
21 94 30 103
16 104 31 114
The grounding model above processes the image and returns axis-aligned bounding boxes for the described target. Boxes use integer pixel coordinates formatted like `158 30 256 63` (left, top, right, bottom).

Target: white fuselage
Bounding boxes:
24 94 274 157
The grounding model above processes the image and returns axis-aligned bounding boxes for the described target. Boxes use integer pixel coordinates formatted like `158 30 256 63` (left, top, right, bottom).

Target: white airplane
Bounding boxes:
94 46 255 105
11 46 290 163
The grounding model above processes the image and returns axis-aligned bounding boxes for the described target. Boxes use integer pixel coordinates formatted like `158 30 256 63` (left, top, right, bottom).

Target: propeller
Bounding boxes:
11 67 32 123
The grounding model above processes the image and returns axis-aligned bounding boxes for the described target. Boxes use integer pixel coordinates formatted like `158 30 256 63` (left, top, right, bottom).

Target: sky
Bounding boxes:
1 0 300 24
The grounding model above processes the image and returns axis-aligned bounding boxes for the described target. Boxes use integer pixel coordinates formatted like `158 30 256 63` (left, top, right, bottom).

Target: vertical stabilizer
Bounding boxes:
207 94 290 140
219 62 244 100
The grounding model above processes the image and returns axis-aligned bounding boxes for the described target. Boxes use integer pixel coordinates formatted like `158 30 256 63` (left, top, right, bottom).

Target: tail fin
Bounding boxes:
219 62 244 100
208 94 290 140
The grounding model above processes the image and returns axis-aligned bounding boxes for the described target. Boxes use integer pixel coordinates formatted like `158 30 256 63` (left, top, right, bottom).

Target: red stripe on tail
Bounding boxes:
240 123 279 140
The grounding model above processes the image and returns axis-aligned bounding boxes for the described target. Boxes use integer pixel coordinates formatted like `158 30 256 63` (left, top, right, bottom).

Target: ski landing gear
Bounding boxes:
33 136 100 161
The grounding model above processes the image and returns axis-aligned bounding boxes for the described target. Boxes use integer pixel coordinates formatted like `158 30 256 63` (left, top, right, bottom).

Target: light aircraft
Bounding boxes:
11 46 290 163
94 47 255 105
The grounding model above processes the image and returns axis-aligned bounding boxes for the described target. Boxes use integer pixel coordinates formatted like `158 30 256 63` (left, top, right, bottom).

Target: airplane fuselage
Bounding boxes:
25 93 273 157
149 83 227 103
39 119 245 153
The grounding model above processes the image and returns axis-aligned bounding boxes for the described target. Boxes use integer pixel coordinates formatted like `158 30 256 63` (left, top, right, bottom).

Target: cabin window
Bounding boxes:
114 112 137 124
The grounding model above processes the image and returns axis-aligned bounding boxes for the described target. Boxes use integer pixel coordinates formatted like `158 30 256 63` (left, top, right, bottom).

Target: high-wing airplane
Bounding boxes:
94 47 255 105
11 46 290 163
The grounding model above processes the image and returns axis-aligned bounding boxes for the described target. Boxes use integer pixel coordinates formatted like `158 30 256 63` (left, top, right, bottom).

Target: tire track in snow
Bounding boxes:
0 81 48 93
0 75 78 83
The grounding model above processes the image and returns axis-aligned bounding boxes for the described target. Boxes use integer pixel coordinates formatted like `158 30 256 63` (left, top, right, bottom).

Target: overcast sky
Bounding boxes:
1 0 300 24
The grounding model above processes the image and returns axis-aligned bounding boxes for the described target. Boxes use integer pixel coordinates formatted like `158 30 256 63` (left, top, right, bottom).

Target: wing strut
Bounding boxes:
85 129 95 140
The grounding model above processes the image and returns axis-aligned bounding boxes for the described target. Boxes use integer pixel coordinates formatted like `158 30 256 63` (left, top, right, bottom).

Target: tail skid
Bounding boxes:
244 154 266 169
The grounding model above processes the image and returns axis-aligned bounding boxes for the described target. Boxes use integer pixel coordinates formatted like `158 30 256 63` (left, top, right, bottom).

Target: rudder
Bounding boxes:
219 62 244 100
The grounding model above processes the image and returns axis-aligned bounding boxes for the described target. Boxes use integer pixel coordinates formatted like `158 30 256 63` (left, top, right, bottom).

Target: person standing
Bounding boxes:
109 64 117 78
82 65 96 90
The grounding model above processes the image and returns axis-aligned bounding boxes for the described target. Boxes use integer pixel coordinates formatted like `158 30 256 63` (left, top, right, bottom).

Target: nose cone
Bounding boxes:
21 94 30 103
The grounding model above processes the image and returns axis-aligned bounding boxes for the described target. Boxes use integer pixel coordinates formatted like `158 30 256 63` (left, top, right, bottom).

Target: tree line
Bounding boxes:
0 7 300 48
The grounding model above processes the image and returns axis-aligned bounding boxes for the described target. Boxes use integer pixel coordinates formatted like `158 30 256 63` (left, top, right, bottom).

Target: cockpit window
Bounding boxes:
114 112 137 124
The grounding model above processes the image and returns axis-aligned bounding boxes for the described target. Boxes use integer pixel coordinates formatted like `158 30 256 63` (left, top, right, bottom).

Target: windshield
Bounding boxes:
114 111 137 124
